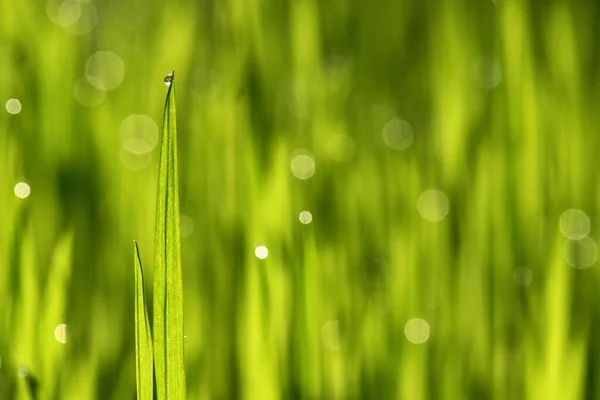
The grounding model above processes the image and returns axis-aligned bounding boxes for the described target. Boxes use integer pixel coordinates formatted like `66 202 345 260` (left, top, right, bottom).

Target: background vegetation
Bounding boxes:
2 0 600 398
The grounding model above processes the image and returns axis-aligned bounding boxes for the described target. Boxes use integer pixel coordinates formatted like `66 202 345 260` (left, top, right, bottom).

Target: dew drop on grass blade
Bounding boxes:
153 69 186 399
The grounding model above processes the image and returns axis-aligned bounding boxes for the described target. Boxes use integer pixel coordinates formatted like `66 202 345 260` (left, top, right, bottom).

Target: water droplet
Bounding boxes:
164 73 173 86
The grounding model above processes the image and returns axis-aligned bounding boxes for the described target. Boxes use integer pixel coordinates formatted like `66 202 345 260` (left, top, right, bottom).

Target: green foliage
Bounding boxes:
133 241 153 400
134 72 185 400
152 70 186 399
3 219 73 400
2 1 600 399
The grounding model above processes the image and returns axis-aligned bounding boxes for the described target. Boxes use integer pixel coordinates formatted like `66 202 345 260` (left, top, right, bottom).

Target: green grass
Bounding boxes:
153 70 186 399
133 240 152 400
2 0 600 399
134 70 185 400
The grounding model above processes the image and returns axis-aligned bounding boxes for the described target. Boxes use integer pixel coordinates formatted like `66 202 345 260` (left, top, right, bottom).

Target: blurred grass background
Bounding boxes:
2 0 600 398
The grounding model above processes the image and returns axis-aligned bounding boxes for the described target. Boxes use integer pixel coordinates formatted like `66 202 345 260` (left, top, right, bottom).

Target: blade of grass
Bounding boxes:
38 230 74 400
133 241 153 400
153 70 186 399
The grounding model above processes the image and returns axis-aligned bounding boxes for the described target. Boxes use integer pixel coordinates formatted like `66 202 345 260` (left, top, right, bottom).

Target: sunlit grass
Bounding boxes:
134 240 152 400
1 0 599 399
152 70 186 399
134 70 185 400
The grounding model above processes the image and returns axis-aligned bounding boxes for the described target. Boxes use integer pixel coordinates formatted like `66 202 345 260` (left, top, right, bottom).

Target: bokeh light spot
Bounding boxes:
321 320 341 350
85 51 125 91
513 266 533 286
47 0 75 25
417 190 449 222
54 324 68 344
17 365 28 378
382 118 413 150
564 236 598 269
57 0 81 26
475 58 503 89
290 154 315 180
299 211 313 224
255 245 269 259
64 2 97 35
180 214 195 237
14 182 31 199
48 0 97 35
404 318 430 344
119 146 151 171
5 98 22 114
559 209 590 240
73 77 105 107
119 114 159 154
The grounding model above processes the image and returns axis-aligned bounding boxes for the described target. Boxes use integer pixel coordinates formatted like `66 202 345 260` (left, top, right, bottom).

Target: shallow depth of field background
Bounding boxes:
2 0 600 399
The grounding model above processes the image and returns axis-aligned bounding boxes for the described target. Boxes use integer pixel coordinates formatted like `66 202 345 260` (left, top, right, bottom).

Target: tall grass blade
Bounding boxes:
153 70 186 399
133 241 153 400
38 230 74 400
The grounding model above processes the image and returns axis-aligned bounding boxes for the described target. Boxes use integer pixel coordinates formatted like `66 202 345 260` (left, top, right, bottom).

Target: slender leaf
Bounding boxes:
133 240 153 400
153 70 186 399
38 230 74 400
